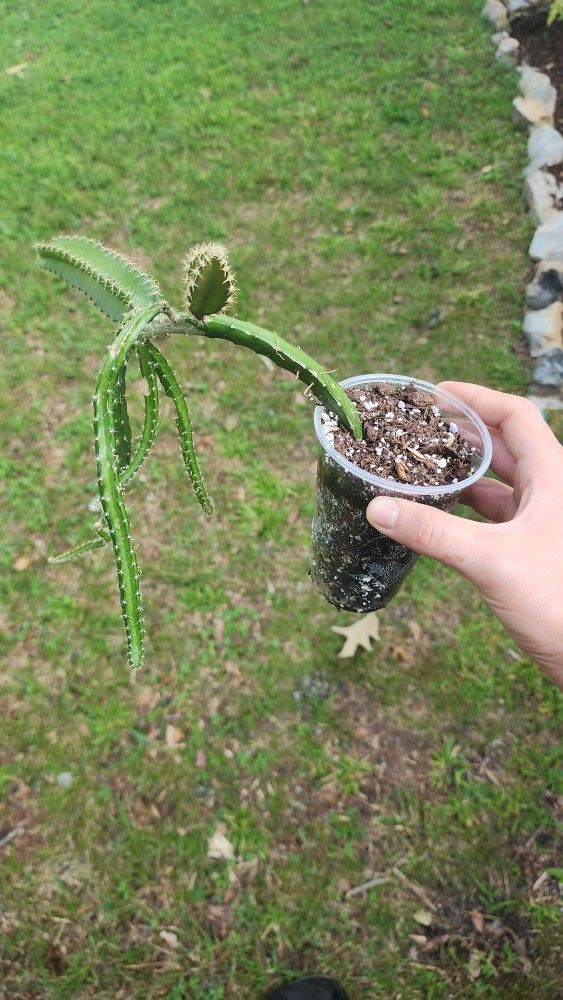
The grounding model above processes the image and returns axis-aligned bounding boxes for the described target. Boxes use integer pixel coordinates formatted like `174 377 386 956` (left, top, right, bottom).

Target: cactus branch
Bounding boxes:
144 341 213 515
94 303 163 669
36 236 162 322
113 364 132 472
48 535 108 564
201 314 362 438
118 343 160 491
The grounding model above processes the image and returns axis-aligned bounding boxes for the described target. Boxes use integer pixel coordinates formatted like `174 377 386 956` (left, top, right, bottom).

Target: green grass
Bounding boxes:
0 1 561 997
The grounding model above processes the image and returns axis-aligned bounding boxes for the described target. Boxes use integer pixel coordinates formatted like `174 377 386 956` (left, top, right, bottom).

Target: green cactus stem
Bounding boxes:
36 236 162 322
144 341 213 515
113 365 132 472
48 534 108 564
94 303 163 669
183 243 236 319
201 314 362 439
119 343 160 491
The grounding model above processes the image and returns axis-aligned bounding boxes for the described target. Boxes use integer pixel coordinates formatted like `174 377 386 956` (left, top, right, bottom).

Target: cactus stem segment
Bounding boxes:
144 341 213 515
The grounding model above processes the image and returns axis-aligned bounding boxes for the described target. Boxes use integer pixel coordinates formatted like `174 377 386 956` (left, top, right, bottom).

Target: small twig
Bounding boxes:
0 825 24 849
345 855 409 898
392 866 437 912
345 875 390 898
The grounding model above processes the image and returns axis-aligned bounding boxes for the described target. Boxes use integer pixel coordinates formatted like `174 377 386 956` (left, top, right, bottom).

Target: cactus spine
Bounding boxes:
39 236 361 669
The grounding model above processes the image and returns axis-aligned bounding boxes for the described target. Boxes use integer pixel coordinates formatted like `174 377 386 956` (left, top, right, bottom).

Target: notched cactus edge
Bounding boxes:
39 236 361 669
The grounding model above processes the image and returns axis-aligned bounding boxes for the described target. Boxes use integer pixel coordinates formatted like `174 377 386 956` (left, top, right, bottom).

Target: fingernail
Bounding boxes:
367 497 400 529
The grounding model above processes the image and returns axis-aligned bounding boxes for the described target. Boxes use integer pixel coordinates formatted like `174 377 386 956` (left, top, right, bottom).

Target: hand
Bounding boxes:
366 381 563 688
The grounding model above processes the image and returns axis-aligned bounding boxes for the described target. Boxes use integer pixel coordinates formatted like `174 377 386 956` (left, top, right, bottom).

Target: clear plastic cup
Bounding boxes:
310 374 493 612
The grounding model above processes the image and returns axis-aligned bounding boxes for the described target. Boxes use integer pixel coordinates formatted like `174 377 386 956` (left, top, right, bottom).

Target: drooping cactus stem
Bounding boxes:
201 314 362 438
119 344 160 491
144 341 213 515
113 364 132 472
94 304 163 669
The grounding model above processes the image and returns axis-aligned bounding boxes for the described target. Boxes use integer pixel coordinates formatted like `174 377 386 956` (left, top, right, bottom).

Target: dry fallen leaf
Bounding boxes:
207 827 235 861
331 612 380 658
159 929 179 949
5 62 28 77
471 909 485 934
14 556 31 572
414 909 434 927
408 620 422 643
165 724 185 748
196 748 207 769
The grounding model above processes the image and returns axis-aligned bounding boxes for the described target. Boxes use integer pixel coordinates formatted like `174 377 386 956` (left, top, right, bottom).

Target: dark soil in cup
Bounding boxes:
310 382 481 615
324 383 475 488
511 12 563 134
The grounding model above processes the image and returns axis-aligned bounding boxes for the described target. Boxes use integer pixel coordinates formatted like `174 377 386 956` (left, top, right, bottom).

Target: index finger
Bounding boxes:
438 381 556 461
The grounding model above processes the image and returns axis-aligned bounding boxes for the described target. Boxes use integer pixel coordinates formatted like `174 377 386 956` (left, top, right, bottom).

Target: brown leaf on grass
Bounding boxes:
165 725 185 748
331 612 380 658
471 909 485 934
207 903 234 940
159 929 179 949
224 660 242 682
408 620 422 643
391 644 413 664
195 748 207 769
14 556 31 572
207 827 234 861
136 686 158 712
5 62 28 77
468 949 482 980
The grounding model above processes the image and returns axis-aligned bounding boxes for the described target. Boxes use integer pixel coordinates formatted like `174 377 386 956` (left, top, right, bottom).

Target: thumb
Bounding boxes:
366 496 487 580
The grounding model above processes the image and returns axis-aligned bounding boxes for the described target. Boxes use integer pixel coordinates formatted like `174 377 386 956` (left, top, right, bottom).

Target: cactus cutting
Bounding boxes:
37 236 362 669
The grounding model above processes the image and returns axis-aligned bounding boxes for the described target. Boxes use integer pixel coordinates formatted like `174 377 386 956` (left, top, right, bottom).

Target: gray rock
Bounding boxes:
491 30 509 44
495 36 519 65
518 66 557 114
533 349 563 386
527 392 563 411
523 170 558 224
529 216 563 261
527 125 563 172
482 0 508 28
522 301 563 355
526 263 563 308
512 96 553 130
508 0 530 12
57 771 73 789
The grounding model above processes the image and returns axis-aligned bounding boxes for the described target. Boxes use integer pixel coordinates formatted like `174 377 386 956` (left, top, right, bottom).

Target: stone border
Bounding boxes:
482 0 563 404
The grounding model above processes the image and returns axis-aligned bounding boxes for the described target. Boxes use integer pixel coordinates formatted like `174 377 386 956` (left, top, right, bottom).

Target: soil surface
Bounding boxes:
323 384 475 488
511 12 563 135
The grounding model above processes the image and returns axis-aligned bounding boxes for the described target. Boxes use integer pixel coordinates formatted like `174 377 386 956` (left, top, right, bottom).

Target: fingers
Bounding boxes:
438 381 554 462
459 477 516 523
488 428 517 485
366 496 490 582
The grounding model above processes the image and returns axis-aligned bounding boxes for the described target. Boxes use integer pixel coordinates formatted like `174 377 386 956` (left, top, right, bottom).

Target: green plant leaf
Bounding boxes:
119 343 160 491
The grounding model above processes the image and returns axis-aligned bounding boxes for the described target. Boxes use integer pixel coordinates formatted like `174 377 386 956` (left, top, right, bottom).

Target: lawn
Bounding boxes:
0 1 561 997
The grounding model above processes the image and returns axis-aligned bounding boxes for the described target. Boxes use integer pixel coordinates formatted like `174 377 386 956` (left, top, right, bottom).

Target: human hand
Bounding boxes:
366 381 563 688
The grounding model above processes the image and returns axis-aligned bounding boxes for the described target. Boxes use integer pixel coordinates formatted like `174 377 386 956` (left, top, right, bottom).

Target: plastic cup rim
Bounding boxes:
313 373 493 497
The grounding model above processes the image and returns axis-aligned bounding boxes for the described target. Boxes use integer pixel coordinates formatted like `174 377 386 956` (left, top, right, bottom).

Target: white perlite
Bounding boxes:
523 170 559 225
527 125 563 173
482 0 508 28
522 302 563 357
529 216 563 261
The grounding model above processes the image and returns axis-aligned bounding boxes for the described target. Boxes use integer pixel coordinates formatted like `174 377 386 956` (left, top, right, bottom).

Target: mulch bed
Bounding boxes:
511 11 563 135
